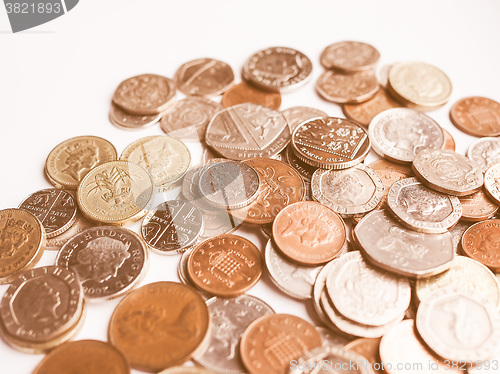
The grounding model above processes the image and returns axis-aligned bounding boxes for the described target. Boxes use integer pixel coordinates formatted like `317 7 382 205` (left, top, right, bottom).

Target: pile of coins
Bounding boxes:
1 41 500 374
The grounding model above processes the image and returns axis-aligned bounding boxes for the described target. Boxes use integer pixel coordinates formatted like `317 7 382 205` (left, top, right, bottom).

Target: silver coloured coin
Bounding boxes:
109 103 162 130
198 160 260 209
412 149 484 196
265 240 323 300
484 163 500 205
282 106 327 133
194 295 274 374
416 286 500 362
312 259 340 326
368 108 444 163
325 251 411 327
315 327 352 348
387 177 462 233
311 164 384 216
354 210 454 278
284 144 317 182
205 103 290 160
467 137 500 173
182 161 226 212
449 221 472 254
320 41 381 72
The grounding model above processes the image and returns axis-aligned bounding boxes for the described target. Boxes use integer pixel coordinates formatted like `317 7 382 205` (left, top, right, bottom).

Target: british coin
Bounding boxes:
187 234 263 297
109 102 162 130
450 221 472 253
316 70 379 104
45 135 117 190
387 177 462 233
229 158 305 225
120 135 191 192
284 144 317 181
46 212 94 251
242 46 313 93
344 338 383 374
442 128 456 151
175 58 234 97
198 210 241 241
19 188 77 239
240 313 322 374
379 320 463 374
32 340 130 374
0 208 45 284
292 117 370 169
412 149 484 196
141 200 203 255
272 201 346 265
77 161 154 226
368 108 444 163
416 286 500 362
281 106 328 133
354 210 455 278
198 160 260 209
312 258 342 325
194 295 274 374
56 226 147 300
112 74 176 115
459 189 499 222
450 97 500 137
221 82 281 110
325 251 411 327
265 240 323 300
0 266 84 347
414 255 500 307
467 137 500 173
206 103 290 160
159 368 217 374
484 163 500 205
387 61 452 111
342 88 401 127
108 282 210 372
461 220 500 272
311 164 384 216
320 41 380 72
160 97 222 142
316 326 353 347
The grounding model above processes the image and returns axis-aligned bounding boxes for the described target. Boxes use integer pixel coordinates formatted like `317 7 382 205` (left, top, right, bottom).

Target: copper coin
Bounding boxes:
484 163 500 205
240 313 322 374
19 188 77 239
459 189 499 222
284 144 317 182
175 58 234 97
272 201 346 266
344 338 383 374
108 282 210 372
46 212 94 251
109 102 162 130
450 96 500 137
56 226 148 300
343 88 401 127
187 234 262 297
0 208 46 284
442 128 456 151
221 82 281 110
368 159 413 208
112 74 176 115
32 340 130 374
316 70 379 104
229 158 305 225
462 220 500 271
320 41 380 72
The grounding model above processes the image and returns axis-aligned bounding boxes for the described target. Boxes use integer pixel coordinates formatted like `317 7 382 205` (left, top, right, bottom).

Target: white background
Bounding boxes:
1 0 500 372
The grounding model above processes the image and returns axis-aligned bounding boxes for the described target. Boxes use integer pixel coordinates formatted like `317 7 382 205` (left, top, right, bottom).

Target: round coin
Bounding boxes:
45 136 117 190
320 41 380 72
77 161 154 226
461 220 500 272
0 208 46 284
467 137 500 173
459 189 499 222
112 74 176 115
175 58 234 97
108 282 210 372
187 234 263 297
272 201 346 265
484 163 500 205
46 212 94 251
242 46 313 93
221 82 281 110
316 70 379 104
56 226 147 300
344 338 383 374
284 144 317 182
442 128 456 151
368 108 445 164
109 102 162 130
450 96 500 137
282 106 328 133
342 88 401 127
412 149 484 196
292 117 370 169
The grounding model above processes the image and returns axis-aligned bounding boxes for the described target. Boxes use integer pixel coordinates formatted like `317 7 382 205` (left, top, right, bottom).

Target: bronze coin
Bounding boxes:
450 96 500 137
108 282 209 372
240 313 322 374
459 189 499 222
221 82 281 110
442 128 456 151
175 58 234 97
284 144 317 182
462 219 500 271
344 337 383 374
19 188 77 239
229 158 305 225
272 201 346 266
342 88 400 127
0 208 46 284
187 234 263 297
33 339 130 374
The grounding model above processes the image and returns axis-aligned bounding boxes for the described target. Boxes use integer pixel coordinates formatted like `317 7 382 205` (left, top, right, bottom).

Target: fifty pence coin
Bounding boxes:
221 82 281 110
467 137 500 173
343 88 401 127
320 41 380 72
461 220 500 272
484 163 500 205
316 70 379 104
282 106 328 133
450 97 500 137
109 102 162 130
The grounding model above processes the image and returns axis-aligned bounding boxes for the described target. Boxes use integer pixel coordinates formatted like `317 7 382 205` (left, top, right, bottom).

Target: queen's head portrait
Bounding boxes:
399 187 451 222
63 143 99 182
0 218 30 258
326 171 369 206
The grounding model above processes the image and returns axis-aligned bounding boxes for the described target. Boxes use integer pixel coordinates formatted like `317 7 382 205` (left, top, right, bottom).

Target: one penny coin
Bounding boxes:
442 128 456 151
450 96 500 137
221 82 281 110
462 220 500 272
175 58 234 97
